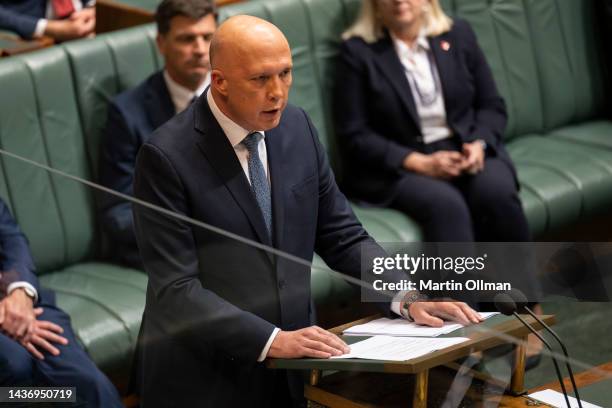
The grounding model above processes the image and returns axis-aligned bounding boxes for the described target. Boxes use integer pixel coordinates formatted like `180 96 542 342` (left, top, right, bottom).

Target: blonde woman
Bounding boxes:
334 0 542 367
335 0 529 243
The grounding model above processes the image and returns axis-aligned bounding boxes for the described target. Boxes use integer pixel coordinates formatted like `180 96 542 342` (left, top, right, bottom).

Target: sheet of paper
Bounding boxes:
343 312 498 337
331 336 469 361
528 389 602 408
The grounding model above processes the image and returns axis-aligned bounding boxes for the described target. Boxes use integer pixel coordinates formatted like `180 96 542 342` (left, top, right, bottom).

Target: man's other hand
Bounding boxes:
21 308 68 360
267 326 350 359
0 288 35 339
408 301 483 327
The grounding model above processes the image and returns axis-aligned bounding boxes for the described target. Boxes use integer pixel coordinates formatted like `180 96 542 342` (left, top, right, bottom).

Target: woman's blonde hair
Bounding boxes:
342 0 452 43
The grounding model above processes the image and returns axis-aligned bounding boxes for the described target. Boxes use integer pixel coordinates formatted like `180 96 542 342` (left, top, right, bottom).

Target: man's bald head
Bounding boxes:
210 15 289 71
209 15 293 131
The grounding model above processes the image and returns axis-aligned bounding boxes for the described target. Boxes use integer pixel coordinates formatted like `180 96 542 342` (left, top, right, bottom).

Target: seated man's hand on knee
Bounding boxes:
20 310 68 360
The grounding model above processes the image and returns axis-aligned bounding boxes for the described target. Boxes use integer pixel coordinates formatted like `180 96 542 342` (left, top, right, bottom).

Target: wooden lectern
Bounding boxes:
268 314 556 407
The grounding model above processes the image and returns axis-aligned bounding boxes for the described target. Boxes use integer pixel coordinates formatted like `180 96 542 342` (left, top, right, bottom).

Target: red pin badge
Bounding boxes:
441 40 451 51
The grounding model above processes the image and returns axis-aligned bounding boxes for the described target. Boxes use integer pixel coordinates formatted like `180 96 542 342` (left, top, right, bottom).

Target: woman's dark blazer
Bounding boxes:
334 18 516 205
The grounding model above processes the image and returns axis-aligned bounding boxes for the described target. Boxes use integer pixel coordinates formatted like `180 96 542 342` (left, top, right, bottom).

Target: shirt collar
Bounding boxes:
391 27 430 55
163 70 211 113
206 89 265 148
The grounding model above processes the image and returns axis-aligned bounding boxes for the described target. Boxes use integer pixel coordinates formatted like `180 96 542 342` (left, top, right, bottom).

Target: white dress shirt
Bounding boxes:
207 90 275 361
164 70 211 114
6 281 38 303
392 30 452 144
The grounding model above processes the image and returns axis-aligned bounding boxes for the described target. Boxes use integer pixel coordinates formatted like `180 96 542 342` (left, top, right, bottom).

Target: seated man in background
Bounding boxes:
0 197 123 407
0 0 95 41
99 0 217 269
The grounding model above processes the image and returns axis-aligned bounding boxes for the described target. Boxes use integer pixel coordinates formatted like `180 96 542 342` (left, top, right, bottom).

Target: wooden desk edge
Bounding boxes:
267 314 555 374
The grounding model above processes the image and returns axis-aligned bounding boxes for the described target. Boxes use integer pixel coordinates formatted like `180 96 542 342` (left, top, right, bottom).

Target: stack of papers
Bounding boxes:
331 336 469 361
343 312 498 337
528 389 602 408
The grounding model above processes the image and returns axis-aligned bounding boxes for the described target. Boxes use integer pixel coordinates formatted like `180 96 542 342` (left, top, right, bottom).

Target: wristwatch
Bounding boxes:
401 291 427 322
16 285 36 301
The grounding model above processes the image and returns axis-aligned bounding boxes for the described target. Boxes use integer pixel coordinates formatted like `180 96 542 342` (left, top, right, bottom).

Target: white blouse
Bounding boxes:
391 30 452 145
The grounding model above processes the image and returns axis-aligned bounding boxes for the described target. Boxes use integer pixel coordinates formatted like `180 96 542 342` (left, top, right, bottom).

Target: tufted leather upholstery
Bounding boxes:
0 0 610 379
0 27 161 377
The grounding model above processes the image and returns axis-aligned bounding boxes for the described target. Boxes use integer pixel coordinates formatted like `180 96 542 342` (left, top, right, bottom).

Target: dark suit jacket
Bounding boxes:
0 0 91 39
0 198 38 294
132 91 397 407
0 198 56 305
334 18 515 205
99 70 175 268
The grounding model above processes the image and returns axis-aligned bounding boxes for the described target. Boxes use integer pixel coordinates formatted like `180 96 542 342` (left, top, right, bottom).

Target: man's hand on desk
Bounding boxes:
268 326 350 359
408 301 483 327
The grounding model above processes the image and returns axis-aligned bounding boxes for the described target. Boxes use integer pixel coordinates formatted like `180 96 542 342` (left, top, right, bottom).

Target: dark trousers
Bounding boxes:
0 303 123 408
390 138 530 242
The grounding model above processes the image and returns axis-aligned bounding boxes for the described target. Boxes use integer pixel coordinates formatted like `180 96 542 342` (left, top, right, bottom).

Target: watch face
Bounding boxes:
18 286 35 300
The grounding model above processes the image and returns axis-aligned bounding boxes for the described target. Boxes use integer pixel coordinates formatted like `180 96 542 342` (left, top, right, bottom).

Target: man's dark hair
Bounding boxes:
155 0 217 35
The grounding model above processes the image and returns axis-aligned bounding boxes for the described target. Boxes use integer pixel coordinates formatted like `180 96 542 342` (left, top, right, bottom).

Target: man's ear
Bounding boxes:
156 33 166 56
211 69 228 96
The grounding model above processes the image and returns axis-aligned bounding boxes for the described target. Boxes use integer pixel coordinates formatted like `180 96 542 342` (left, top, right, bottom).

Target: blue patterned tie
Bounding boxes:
242 132 272 238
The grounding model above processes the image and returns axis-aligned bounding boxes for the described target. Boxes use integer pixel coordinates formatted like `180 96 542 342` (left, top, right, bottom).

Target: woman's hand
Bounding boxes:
403 151 465 179
462 141 485 174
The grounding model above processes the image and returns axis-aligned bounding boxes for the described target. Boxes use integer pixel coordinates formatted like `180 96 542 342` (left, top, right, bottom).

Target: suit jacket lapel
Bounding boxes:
374 35 421 129
145 71 176 130
264 127 285 252
193 95 274 254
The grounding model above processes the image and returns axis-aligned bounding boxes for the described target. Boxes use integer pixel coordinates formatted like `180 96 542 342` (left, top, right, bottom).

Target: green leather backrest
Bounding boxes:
0 49 95 273
447 0 606 139
0 26 160 274
65 25 161 178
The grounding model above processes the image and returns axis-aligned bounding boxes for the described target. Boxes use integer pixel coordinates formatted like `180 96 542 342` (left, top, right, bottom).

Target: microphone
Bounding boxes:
494 293 572 408
508 290 583 408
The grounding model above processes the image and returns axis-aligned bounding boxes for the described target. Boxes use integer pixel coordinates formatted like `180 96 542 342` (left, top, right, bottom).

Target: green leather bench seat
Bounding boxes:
508 137 612 225
550 121 612 150
0 39 152 373
39 263 146 375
